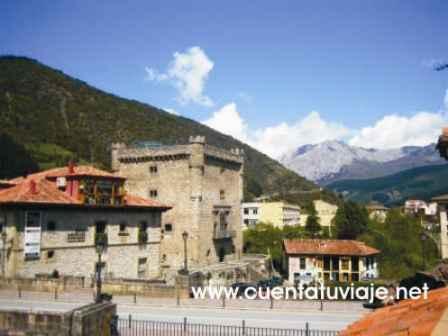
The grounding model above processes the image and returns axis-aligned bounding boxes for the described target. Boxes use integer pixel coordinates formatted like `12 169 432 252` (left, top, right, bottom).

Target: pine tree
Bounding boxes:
305 202 321 238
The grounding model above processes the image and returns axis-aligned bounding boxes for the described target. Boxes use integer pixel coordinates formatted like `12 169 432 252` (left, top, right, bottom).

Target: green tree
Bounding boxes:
305 202 321 238
243 222 306 271
334 201 369 239
359 209 439 280
0 133 38 178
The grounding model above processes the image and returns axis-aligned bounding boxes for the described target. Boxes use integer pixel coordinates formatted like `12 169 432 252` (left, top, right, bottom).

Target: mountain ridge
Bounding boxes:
281 140 445 185
328 164 448 205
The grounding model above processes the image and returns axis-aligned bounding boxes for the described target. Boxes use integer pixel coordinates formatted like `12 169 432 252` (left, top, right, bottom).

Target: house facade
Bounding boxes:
283 239 380 285
432 194 448 259
111 136 244 275
404 200 438 216
241 202 260 229
366 202 389 222
0 165 170 280
241 201 301 229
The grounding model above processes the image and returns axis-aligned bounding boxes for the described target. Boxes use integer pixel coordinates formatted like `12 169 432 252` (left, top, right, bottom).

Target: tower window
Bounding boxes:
47 221 56 231
149 190 158 198
220 190 225 200
47 250 55 259
149 165 158 174
164 223 173 232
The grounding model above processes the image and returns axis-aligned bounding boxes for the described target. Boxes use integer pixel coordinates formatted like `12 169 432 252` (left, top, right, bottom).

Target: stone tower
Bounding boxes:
112 136 244 277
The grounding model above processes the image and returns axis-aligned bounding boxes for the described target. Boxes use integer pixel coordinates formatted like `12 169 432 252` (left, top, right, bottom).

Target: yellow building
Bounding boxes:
259 202 300 228
299 200 338 231
242 201 301 229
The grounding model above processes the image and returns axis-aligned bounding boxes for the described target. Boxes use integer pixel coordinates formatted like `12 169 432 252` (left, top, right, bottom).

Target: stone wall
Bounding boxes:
0 302 116 336
2 208 161 280
0 275 86 292
102 278 189 299
115 137 244 279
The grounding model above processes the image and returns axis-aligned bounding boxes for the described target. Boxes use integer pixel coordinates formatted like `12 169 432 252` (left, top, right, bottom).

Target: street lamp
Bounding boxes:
95 240 106 303
179 231 189 275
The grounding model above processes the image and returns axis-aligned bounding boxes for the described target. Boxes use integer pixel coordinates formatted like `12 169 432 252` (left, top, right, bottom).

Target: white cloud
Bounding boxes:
145 46 214 106
349 112 447 149
444 89 448 111
202 104 350 158
252 112 350 157
203 103 248 141
202 89 448 158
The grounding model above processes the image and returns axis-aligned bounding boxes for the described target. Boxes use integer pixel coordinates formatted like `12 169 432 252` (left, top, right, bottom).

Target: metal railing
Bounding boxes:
117 317 339 336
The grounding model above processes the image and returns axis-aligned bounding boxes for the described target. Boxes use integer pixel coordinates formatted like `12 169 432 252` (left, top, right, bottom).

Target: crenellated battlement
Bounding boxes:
114 136 244 165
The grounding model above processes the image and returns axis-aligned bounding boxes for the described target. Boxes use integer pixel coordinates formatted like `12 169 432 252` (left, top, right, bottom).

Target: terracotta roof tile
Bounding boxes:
1 166 170 210
124 194 171 209
283 239 380 256
0 179 80 205
9 165 124 184
340 287 448 335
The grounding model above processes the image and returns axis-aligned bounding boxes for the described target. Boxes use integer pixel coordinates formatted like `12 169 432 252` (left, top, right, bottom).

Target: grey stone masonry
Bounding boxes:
112 136 244 277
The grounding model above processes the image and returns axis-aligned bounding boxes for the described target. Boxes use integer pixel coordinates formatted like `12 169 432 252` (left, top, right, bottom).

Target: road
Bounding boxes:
117 305 363 330
0 297 364 331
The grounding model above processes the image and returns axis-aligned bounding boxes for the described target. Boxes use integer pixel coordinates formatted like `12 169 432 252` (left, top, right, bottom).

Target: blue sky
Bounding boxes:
1 0 448 157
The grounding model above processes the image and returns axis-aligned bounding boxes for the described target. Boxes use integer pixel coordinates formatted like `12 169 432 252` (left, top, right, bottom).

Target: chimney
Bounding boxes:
29 180 37 194
68 160 75 174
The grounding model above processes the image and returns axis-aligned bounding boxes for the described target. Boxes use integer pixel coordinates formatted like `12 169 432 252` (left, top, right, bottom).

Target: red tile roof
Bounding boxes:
340 286 448 335
1 166 170 210
283 239 380 256
9 165 124 184
124 194 171 208
0 179 80 205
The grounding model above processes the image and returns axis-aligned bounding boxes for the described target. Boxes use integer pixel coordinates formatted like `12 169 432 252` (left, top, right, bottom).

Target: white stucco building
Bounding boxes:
283 239 380 285
241 201 301 230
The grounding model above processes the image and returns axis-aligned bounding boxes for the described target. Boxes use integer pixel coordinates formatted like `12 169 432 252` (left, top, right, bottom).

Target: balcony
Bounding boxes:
213 229 236 240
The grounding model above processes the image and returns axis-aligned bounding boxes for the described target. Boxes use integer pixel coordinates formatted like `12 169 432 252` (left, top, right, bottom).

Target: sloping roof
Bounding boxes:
0 179 16 187
366 202 388 211
0 166 170 210
432 194 448 203
0 179 80 205
9 165 124 184
283 239 380 256
124 194 171 209
340 286 448 335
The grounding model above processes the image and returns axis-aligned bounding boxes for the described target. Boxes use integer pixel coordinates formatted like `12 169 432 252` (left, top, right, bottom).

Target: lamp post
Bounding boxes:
95 240 105 303
181 231 189 275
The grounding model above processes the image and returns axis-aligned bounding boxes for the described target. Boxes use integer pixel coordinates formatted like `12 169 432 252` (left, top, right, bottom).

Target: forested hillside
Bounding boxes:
0 56 335 203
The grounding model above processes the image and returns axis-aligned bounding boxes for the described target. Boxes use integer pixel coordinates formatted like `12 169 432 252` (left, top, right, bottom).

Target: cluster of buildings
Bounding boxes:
0 134 389 287
0 136 247 284
241 199 338 232
404 199 438 216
